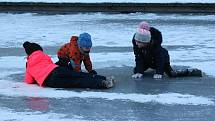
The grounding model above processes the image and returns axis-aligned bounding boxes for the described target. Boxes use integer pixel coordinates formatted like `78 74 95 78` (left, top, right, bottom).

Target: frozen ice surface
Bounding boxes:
0 12 215 121
1 0 215 3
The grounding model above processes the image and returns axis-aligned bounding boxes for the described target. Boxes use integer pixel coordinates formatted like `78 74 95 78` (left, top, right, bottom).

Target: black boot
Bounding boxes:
187 68 202 77
175 68 202 77
164 63 202 77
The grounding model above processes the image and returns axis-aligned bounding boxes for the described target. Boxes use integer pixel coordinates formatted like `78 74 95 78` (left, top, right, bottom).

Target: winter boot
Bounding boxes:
102 76 116 88
175 68 202 77
187 68 202 77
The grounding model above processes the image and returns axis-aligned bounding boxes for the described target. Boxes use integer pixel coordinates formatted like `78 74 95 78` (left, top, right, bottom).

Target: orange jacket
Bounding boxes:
57 36 93 72
24 50 58 86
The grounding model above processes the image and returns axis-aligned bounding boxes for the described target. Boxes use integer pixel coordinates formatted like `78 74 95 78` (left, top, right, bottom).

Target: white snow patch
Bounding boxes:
0 13 215 48
0 79 214 106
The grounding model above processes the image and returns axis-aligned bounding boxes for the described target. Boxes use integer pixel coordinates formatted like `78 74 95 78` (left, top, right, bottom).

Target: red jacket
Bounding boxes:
57 36 92 72
24 50 58 86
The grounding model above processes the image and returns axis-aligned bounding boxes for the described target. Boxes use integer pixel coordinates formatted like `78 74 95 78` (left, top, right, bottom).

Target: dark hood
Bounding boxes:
149 27 163 47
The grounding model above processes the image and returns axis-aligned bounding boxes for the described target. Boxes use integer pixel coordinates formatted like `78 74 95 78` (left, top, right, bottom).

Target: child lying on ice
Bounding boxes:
23 41 115 88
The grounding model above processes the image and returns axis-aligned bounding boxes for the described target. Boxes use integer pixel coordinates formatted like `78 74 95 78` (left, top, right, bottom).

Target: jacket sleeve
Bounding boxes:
154 48 169 75
83 55 93 72
132 34 139 55
150 27 163 46
132 35 145 74
24 71 35 84
57 43 70 59
135 55 145 74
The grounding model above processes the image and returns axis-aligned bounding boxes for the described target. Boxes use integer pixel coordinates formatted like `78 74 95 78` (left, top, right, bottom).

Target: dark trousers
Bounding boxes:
44 67 106 88
134 63 191 78
164 64 189 77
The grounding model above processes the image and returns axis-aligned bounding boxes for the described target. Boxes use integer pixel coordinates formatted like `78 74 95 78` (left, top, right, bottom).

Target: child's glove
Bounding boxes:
153 74 163 79
55 57 70 67
89 70 97 75
132 73 143 78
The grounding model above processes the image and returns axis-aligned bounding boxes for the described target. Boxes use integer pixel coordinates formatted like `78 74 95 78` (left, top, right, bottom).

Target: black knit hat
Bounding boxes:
23 41 43 56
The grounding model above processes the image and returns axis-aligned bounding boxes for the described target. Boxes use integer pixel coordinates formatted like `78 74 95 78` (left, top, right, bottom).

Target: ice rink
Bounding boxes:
0 12 215 121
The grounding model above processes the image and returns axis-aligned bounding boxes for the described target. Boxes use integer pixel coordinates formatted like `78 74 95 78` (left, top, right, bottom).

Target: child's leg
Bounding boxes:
164 63 202 77
43 67 107 88
164 63 177 77
53 66 92 78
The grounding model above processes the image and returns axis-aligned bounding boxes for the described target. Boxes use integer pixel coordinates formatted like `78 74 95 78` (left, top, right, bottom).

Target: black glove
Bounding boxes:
55 57 70 67
89 70 97 75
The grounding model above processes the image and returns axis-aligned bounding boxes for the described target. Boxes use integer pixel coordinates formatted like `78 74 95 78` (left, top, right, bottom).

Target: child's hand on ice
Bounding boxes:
153 74 163 79
132 73 143 78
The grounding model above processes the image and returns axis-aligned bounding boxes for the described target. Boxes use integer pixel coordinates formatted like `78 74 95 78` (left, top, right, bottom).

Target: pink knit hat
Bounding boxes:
138 21 150 31
134 28 151 43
